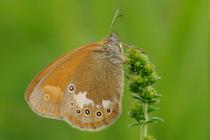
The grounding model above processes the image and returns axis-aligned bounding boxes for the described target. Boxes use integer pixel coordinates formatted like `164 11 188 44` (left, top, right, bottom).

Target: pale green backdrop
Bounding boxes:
0 0 208 140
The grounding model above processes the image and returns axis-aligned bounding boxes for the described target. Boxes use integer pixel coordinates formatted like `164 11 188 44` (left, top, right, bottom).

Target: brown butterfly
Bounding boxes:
25 10 126 131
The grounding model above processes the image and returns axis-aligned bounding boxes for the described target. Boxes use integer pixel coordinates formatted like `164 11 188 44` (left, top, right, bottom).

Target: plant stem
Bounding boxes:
144 103 148 139
140 103 148 140
140 125 143 140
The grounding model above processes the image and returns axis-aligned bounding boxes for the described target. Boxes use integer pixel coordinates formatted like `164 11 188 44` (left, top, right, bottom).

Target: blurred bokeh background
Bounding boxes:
0 0 208 140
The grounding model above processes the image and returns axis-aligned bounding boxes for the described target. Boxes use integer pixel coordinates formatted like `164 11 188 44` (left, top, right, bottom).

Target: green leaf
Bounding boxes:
144 117 164 125
148 106 160 113
132 93 144 102
128 122 140 127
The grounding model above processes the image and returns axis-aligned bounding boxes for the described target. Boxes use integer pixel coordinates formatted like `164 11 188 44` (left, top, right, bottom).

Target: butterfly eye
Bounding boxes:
75 108 81 114
68 101 75 108
84 108 91 116
43 93 51 102
106 108 112 114
68 84 75 92
96 111 102 117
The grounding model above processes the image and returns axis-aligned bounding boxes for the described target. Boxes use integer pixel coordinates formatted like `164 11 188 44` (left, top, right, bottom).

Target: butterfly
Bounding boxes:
25 9 126 131
25 32 125 131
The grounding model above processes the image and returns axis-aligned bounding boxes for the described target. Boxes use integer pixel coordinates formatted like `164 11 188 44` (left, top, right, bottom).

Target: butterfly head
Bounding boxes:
98 32 124 64
104 32 123 54
106 32 119 45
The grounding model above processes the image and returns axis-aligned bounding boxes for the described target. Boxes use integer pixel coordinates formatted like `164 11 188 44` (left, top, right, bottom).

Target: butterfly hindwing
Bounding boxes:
60 46 124 130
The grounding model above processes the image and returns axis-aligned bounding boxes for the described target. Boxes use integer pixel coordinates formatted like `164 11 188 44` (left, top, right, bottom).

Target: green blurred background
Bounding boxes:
0 0 208 140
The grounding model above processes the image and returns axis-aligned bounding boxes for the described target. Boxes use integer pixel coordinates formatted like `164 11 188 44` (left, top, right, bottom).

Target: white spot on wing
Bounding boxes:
96 105 101 108
102 100 111 108
74 92 93 108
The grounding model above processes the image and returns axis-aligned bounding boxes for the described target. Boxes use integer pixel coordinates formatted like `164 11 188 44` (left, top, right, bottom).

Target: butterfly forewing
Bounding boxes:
25 44 102 119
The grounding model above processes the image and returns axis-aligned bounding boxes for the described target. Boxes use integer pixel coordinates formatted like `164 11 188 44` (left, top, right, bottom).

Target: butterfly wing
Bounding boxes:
25 41 124 131
60 44 124 130
25 44 101 119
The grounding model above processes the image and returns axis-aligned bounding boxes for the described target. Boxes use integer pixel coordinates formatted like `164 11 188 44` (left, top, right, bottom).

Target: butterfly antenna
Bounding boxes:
109 9 123 34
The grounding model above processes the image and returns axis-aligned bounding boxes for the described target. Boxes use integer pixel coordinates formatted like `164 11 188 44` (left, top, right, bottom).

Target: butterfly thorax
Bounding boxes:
98 33 124 64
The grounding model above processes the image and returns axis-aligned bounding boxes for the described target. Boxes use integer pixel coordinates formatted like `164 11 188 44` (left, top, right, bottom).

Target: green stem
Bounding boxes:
140 103 148 140
144 103 148 139
140 125 143 140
